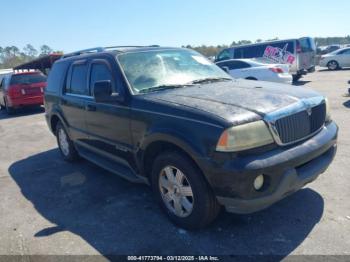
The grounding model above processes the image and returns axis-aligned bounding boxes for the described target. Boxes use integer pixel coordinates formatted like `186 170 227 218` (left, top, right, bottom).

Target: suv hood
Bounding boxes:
143 79 323 125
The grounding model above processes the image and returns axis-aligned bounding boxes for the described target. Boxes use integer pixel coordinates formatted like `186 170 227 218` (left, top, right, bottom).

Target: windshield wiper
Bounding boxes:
187 77 232 85
139 84 193 93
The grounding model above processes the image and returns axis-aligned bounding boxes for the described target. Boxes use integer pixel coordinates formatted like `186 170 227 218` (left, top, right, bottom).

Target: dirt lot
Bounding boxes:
0 69 349 259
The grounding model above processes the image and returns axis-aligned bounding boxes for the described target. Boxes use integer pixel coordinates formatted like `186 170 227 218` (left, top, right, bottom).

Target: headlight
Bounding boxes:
216 120 274 152
325 97 331 122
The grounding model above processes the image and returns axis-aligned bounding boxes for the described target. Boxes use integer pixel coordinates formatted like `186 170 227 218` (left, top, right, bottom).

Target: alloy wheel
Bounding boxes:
328 61 338 70
58 128 70 156
159 166 194 218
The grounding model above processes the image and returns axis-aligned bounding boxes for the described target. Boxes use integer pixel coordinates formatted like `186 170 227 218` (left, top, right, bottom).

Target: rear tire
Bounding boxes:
292 74 302 82
56 121 79 162
151 151 220 230
327 60 339 70
4 99 14 115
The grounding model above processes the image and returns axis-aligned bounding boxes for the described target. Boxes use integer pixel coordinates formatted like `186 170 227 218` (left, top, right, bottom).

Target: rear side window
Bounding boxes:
10 73 46 85
68 63 88 95
46 62 69 93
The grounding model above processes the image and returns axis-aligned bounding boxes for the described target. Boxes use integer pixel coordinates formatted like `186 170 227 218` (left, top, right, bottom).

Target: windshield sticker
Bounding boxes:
263 44 296 65
192 55 211 65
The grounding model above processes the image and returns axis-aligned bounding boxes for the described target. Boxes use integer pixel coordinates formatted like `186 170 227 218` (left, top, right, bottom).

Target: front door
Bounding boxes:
84 58 134 168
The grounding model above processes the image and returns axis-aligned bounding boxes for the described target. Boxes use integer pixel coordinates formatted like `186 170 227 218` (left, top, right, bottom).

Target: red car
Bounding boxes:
0 71 47 114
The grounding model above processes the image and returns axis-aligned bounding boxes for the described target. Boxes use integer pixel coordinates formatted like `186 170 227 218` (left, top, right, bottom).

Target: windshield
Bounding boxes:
117 49 231 93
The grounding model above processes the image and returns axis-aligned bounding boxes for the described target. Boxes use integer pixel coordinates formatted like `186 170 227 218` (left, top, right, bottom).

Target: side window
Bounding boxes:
4 76 11 90
339 49 350 55
233 48 244 59
0 78 4 90
89 62 114 95
217 49 231 61
226 61 240 70
236 61 251 69
68 63 88 95
47 61 69 93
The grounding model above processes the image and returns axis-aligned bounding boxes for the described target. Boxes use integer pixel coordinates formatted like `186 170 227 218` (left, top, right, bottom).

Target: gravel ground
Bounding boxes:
0 68 349 260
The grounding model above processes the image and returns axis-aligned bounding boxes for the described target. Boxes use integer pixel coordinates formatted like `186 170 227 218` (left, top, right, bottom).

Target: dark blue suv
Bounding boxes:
44 46 338 229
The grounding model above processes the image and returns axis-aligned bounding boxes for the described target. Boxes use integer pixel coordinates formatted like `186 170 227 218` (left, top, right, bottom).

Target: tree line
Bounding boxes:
1 36 350 69
0 44 62 69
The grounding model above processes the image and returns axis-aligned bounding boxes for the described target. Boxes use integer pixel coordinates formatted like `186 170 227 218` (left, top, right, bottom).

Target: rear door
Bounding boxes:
337 49 350 67
60 60 90 142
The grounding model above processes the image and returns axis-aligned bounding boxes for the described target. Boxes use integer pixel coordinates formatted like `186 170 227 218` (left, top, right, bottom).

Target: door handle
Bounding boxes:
85 104 96 111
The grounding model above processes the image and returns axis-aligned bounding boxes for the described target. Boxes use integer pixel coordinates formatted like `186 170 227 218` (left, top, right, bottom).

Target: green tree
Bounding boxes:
23 44 38 57
40 45 53 56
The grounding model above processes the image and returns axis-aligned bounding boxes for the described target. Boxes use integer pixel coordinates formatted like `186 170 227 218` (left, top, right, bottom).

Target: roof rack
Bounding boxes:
61 45 160 59
61 47 104 59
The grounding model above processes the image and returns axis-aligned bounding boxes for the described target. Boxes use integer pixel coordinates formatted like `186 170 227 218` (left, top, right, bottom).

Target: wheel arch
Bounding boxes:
139 133 208 182
48 111 69 135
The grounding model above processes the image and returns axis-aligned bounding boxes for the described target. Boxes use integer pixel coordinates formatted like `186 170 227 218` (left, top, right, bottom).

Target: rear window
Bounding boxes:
10 73 47 85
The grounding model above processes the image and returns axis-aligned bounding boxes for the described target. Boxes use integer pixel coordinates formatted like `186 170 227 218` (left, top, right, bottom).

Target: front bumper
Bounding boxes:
198 121 338 214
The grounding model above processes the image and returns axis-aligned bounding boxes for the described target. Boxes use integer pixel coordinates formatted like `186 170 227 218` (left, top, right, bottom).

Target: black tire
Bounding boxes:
292 74 302 82
4 99 14 115
151 151 220 230
327 60 339 70
245 77 257 81
56 121 79 162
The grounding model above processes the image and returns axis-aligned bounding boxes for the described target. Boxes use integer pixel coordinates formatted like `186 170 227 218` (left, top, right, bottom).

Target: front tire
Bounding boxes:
56 121 79 162
327 60 339 70
151 151 220 229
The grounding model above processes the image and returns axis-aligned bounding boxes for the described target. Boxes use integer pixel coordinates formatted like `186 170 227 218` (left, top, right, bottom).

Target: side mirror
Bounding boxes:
93 80 113 102
348 80 350 84
221 66 230 73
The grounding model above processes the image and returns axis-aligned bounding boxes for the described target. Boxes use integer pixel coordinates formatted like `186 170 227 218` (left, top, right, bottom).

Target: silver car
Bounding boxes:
319 48 350 70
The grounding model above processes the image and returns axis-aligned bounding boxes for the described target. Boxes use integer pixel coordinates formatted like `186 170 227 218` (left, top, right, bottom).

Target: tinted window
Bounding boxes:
234 41 295 59
339 49 350 55
217 49 232 61
10 73 47 85
46 61 69 93
90 63 114 94
69 63 88 95
217 60 250 70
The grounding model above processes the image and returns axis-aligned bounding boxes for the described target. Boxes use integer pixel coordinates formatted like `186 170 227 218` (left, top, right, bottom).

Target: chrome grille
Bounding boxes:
274 103 326 144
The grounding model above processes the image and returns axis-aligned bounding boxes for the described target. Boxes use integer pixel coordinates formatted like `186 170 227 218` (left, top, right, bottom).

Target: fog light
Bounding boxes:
254 175 264 191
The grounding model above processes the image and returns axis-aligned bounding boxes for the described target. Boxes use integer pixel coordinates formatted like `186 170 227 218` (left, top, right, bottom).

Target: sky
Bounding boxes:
0 0 349 53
